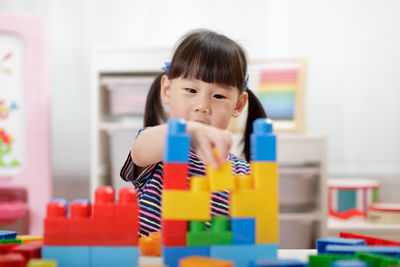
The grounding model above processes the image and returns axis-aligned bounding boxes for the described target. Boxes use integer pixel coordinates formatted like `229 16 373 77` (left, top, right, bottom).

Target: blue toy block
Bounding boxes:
251 118 276 161
42 246 90 267
91 246 139 267
164 119 190 163
163 246 209 267
210 243 278 267
231 217 255 244
317 238 367 254
249 259 307 267
0 230 17 240
325 245 400 257
331 259 368 267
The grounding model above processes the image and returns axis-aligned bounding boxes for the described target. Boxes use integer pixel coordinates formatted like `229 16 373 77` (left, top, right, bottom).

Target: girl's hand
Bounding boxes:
187 121 232 169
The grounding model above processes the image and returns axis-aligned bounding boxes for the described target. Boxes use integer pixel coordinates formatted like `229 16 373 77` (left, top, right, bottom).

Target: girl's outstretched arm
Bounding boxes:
131 121 231 169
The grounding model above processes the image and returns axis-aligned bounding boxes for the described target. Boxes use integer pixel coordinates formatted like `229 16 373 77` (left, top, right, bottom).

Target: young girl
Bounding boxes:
120 29 267 236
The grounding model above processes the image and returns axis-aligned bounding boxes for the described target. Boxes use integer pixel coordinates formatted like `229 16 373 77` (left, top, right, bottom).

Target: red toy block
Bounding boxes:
43 201 70 245
163 163 189 190
0 253 25 267
162 219 187 246
10 241 42 261
0 243 20 255
340 232 400 246
68 200 95 245
93 186 116 219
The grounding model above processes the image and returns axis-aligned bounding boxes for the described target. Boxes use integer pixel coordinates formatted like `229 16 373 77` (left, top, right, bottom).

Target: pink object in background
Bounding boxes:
0 13 52 235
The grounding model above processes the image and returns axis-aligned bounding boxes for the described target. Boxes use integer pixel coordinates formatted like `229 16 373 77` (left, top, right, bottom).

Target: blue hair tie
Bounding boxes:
162 61 249 91
162 61 171 74
244 75 249 91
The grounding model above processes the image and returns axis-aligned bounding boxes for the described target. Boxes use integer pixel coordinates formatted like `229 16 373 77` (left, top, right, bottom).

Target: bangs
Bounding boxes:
168 30 247 91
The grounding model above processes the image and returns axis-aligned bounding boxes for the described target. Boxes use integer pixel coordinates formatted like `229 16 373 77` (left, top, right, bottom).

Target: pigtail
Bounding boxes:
242 89 267 162
143 73 167 127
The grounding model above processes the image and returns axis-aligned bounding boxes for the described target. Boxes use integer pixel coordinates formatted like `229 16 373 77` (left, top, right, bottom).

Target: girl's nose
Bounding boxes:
195 98 211 114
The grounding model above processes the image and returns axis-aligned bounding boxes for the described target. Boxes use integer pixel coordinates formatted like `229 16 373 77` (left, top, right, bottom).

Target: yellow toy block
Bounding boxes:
229 175 257 217
26 259 57 267
162 177 211 221
250 162 278 190
255 189 279 244
207 149 234 191
17 235 43 244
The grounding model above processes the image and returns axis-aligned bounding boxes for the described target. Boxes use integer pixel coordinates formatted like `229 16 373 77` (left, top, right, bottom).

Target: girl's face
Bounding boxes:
160 75 248 130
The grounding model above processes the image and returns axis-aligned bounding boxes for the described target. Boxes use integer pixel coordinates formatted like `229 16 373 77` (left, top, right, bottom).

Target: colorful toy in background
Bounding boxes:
368 202 400 224
0 51 12 75
312 232 400 267
160 118 278 267
328 179 380 219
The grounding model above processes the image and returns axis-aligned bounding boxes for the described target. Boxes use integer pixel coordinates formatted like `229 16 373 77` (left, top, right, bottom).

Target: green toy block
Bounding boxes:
309 254 355 267
0 239 22 245
187 216 233 246
355 252 400 267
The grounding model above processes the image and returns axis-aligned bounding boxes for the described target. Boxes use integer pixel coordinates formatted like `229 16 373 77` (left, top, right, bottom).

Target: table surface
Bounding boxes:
139 249 317 265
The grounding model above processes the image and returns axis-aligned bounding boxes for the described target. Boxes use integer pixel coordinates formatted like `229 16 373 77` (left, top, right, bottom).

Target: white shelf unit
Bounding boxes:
91 47 328 248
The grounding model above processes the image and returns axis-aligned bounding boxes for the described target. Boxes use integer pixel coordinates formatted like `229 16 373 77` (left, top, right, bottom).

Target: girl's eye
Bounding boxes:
185 88 197 93
214 94 226 99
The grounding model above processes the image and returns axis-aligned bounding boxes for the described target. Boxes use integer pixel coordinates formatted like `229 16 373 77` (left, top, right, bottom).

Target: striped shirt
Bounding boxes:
120 129 250 237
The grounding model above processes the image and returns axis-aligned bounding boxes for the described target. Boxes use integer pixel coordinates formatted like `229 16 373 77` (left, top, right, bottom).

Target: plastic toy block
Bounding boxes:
187 217 232 246
0 230 17 240
316 238 367 254
230 175 257 217
331 259 368 267
68 199 95 245
43 200 70 245
93 186 116 218
206 149 234 191
16 236 43 244
355 252 400 267
249 259 307 267
250 162 278 190
164 119 190 163
162 220 188 246
210 244 278 267
231 217 255 244
42 246 90 267
255 189 279 244
0 253 26 267
1 243 21 254
91 246 139 267
162 246 210 267
163 163 189 190
250 118 276 161
308 254 355 267
0 239 22 245
26 259 57 267
340 232 400 246
179 256 233 267
325 245 400 257
10 241 42 261
162 177 210 221
139 232 161 256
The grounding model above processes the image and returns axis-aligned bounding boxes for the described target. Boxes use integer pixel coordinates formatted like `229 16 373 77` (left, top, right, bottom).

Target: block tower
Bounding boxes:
161 118 279 267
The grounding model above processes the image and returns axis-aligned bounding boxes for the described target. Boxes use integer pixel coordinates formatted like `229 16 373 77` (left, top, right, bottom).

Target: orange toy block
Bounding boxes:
179 256 233 267
230 175 257 217
16 236 43 244
139 232 161 256
206 150 234 191
162 177 211 221
255 189 279 244
251 162 278 190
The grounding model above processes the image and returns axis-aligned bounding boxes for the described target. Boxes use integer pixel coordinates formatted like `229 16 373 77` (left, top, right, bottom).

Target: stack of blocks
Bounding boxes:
161 118 279 267
41 187 139 267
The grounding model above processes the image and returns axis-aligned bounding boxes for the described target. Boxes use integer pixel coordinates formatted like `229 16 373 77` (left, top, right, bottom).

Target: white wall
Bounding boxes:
1 0 400 180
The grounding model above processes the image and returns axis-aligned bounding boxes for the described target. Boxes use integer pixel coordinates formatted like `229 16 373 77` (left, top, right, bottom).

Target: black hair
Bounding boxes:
143 29 267 162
